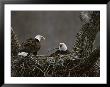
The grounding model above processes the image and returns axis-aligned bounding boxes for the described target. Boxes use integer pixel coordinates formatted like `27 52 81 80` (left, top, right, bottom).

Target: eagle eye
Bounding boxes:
60 44 62 47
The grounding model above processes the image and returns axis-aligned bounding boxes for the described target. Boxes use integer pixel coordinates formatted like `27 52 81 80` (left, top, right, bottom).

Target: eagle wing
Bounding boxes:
50 50 70 57
20 38 41 54
50 50 61 57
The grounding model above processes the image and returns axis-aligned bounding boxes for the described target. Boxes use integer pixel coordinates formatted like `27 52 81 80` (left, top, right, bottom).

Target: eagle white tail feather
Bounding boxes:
18 52 28 57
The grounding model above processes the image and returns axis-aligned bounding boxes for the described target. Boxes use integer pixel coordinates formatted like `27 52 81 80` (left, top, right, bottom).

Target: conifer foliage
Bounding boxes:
11 28 20 58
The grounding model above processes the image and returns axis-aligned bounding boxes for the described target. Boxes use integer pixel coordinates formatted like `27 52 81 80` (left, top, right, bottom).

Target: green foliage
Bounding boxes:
11 11 100 77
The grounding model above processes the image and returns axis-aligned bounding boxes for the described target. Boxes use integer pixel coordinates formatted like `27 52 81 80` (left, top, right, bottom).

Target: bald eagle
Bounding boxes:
50 43 70 57
18 35 45 56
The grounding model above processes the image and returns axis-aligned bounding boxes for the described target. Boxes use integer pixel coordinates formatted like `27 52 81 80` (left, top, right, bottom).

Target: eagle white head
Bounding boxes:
59 43 67 51
35 35 45 41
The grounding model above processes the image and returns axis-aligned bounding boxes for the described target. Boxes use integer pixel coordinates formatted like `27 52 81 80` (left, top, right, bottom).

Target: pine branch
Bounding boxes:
69 47 100 76
72 11 100 58
11 28 20 58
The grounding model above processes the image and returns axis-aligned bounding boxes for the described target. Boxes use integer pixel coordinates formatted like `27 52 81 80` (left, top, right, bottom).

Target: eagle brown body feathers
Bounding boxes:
20 38 41 55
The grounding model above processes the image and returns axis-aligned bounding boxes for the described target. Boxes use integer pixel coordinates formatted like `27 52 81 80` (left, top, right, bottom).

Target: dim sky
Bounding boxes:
11 11 99 55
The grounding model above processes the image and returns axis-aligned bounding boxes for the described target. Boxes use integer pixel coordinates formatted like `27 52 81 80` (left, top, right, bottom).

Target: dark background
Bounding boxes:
11 11 100 55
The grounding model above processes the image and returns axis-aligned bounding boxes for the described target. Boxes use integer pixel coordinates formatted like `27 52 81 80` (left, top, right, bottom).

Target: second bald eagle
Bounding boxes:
50 43 70 57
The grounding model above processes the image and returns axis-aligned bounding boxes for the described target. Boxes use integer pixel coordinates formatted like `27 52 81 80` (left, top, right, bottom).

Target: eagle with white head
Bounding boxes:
50 43 70 57
18 35 45 56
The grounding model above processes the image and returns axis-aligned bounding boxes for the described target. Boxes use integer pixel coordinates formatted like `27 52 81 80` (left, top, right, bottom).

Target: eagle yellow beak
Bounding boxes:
42 36 45 40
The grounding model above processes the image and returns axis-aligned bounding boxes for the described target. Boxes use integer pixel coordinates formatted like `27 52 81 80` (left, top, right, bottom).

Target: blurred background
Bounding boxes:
11 11 99 55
